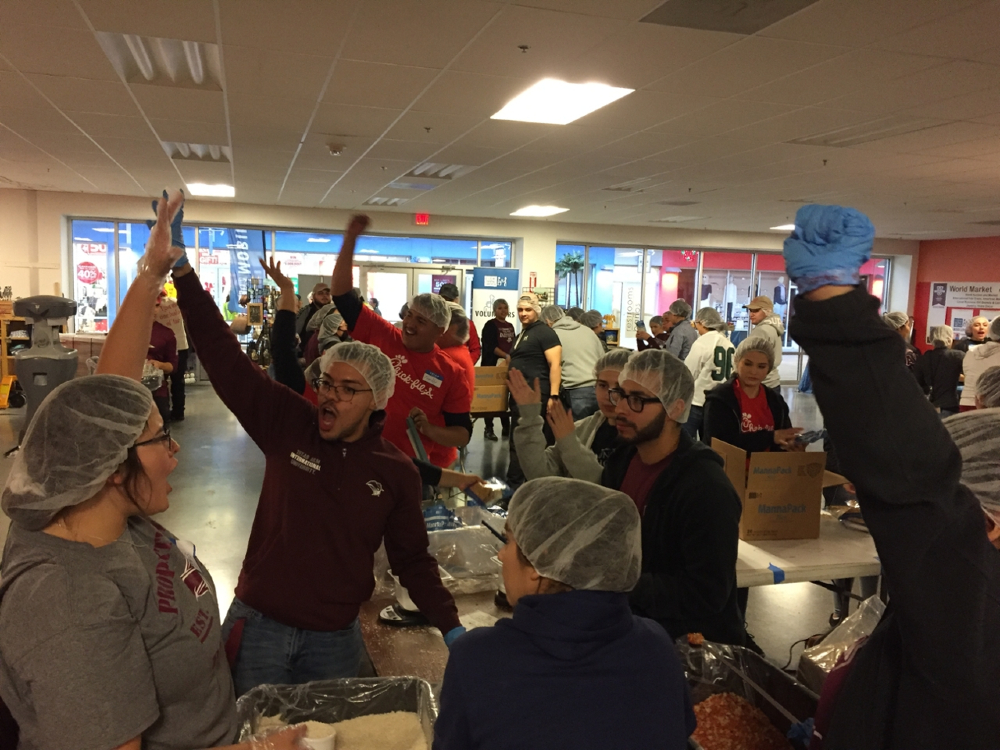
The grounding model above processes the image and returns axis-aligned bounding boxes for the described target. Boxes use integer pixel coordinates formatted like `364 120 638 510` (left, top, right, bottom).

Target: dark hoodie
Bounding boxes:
433 590 695 750
174 271 460 634
701 376 793 453
603 433 746 645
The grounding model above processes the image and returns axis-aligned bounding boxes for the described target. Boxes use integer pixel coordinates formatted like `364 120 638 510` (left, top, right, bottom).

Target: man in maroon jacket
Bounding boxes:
171 254 462 696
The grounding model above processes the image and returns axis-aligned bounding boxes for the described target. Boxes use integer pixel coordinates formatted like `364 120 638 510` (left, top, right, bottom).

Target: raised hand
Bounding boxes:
259 256 292 290
347 213 370 237
782 204 875 294
506 369 541 407
141 189 185 279
545 397 575 440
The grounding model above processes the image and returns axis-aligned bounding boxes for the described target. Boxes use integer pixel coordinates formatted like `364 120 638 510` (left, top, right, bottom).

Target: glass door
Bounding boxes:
755 254 797 382
363 269 413 325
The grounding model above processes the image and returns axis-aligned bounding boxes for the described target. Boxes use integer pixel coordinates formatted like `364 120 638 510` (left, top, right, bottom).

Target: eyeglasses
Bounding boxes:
311 378 372 401
607 388 662 413
134 428 173 449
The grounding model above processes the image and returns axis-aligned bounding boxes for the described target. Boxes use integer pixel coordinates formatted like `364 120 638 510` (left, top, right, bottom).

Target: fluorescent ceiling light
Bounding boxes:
187 182 235 198
492 79 634 125
770 224 796 231
92 227 115 233
306 237 331 243
510 205 570 217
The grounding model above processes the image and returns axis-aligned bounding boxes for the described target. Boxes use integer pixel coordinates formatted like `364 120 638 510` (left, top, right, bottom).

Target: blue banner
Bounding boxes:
227 229 266 313
470 268 520 329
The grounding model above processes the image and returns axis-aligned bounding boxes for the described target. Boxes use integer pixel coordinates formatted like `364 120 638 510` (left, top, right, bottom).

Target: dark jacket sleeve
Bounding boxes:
332 290 364 330
175 271 312 455
480 320 498 365
701 388 742 448
270 309 305 395
412 458 443 486
790 287 998 693
434 639 476 749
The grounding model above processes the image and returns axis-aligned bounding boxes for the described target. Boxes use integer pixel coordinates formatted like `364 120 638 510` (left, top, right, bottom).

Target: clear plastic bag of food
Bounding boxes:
141 360 164 392
236 677 436 748
796 594 885 693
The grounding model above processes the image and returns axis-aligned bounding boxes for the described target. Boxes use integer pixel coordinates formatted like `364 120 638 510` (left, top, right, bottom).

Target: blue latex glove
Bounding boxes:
443 626 466 649
782 204 874 294
146 190 188 268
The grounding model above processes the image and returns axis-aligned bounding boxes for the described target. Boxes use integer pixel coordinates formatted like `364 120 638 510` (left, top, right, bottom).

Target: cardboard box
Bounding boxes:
474 364 508 387
712 439 848 542
471 385 508 414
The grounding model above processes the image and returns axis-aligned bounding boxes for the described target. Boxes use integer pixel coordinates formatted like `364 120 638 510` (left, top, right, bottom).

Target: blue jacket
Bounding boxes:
433 590 695 750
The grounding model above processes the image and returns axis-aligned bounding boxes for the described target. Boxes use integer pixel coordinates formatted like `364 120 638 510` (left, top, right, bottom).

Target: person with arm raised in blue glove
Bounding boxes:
784 204 1000 750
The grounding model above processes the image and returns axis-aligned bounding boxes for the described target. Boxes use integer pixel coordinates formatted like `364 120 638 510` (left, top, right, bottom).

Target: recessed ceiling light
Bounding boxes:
186 183 235 198
770 224 796 231
306 237 331 243
492 79 633 125
92 227 115 233
511 205 570 217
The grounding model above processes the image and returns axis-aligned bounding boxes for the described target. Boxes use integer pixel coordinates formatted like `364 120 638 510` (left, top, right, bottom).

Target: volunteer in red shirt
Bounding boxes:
437 303 476 394
600 349 746 646
171 235 462 697
439 283 481 364
330 216 473 468
701 337 804 455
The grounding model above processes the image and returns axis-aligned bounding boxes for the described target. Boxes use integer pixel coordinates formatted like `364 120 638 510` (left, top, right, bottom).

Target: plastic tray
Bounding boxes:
236 677 437 745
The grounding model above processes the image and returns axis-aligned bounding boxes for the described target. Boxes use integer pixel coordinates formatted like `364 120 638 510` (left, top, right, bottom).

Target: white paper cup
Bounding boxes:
301 722 336 750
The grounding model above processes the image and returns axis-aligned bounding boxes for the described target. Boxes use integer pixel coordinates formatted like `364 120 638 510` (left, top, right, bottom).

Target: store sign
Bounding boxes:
74 242 107 255
432 274 456 294
76 261 103 284
471 268 520 331
926 281 1000 342
199 249 220 266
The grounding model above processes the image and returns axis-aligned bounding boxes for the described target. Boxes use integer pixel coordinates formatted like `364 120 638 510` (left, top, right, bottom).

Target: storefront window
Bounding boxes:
555 244 586 308
861 258 890 307
644 249 698 326
479 241 512 268
71 220 116 332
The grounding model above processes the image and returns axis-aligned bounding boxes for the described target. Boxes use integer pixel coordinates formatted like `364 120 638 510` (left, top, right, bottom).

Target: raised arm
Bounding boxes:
96 190 184 379
260 257 305 394
330 214 370 297
545 344 562 395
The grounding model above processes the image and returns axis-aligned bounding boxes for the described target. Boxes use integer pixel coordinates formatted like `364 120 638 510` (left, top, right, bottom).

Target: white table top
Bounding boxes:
736 513 880 588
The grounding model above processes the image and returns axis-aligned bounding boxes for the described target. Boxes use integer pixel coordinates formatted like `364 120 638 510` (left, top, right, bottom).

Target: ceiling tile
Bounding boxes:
174 160 233 184
901 88 1000 123
427 144 508 166
453 119 551 151
450 4 626 77
341 0 503 68
647 99 799 139
646 36 850 99
24 74 137 116
310 103 404 139
413 71 531 118
874 0 1000 59
323 61 440 109
219 0 357 55
0 105 81 135
520 124 632 155
364 139 440 162
75 0 217 42
149 118 229 145
0 0 89 29
575 89 721 132
0 71 53 108
70 112 156 141
0 24 120 80
130 84 226 122
511 0 664 21
222 45 333 99
384 110 483 144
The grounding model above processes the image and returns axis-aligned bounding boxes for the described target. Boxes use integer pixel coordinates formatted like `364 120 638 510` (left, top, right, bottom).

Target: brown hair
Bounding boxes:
118 448 154 514
514 542 574 595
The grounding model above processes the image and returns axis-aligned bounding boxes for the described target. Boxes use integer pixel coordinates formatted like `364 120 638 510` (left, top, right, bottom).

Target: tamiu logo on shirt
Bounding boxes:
290 450 321 474
367 480 385 497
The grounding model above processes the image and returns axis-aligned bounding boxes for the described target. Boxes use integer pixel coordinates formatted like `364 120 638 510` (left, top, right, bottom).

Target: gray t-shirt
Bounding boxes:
0 517 237 750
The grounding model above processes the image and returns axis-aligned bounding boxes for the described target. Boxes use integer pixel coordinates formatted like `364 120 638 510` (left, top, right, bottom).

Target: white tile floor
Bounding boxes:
0 381 850 670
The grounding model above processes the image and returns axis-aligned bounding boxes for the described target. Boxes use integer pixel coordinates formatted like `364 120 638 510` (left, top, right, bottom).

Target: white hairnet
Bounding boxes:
967 316 990 337
668 299 692 319
317 312 346 351
943 408 1000 521
580 310 603 329
695 307 725 332
594 348 632 378
507 477 641 592
976 366 1000 409
446 302 470 343
307 303 338 332
2 375 153 530
566 306 584 321
736 336 776 371
319 341 395 410
540 305 565 324
518 294 542 315
929 325 954 348
883 311 909 330
620 349 695 422
409 293 451 330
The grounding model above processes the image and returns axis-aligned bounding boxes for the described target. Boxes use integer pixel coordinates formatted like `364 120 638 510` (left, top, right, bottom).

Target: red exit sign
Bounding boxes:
414 213 430 226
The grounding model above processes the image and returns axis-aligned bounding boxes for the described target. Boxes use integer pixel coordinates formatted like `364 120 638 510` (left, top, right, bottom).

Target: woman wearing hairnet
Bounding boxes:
960 316 1000 412
783 204 1000 749
434 478 695 750
0 192 303 750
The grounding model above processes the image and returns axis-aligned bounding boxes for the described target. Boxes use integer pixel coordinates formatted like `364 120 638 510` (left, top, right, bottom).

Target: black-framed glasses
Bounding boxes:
311 378 373 401
134 428 172 449
607 388 662 413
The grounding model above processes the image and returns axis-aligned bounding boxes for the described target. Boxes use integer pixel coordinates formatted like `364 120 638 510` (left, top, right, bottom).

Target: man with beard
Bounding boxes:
601 349 746 646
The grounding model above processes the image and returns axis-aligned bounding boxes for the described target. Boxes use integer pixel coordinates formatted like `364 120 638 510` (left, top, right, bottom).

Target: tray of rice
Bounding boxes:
236 677 436 750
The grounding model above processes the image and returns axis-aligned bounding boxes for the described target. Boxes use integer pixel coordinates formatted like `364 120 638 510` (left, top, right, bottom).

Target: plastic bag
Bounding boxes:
236 677 437 746
677 639 818 750
141 361 164 393
796 595 885 693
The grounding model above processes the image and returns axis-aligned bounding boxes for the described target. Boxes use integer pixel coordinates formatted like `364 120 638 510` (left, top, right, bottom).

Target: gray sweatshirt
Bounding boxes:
749 313 785 388
512 402 608 483
551 317 606 390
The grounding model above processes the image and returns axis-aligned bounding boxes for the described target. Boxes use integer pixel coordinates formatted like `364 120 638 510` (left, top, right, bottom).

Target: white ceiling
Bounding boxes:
2 0 1000 238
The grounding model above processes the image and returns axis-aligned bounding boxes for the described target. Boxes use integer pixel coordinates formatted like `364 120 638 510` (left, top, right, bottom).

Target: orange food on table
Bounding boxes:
687 632 705 646
691 693 791 750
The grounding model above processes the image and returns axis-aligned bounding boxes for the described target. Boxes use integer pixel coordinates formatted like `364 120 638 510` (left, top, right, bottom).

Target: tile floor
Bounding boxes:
0 382 851 671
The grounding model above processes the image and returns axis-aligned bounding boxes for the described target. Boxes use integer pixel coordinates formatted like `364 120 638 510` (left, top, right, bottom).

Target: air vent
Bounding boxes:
95 33 222 90
389 162 476 191
650 216 709 224
971 220 1000 226
657 200 700 206
363 197 408 207
162 142 231 162
788 116 947 148
604 178 651 193
641 0 820 35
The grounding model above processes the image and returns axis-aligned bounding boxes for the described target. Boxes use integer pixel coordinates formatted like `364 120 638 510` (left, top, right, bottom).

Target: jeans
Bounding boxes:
566 387 599 420
484 415 509 433
222 598 364 697
683 404 704 441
